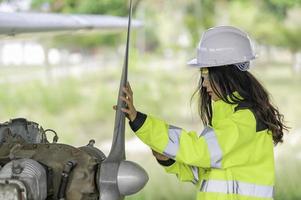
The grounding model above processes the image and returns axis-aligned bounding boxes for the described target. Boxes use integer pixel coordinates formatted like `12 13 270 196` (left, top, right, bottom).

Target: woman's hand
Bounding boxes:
113 82 137 122
152 150 170 161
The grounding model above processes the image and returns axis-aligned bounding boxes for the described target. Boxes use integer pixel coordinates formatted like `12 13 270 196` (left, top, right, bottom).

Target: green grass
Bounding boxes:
0 65 44 78
275 148 301 200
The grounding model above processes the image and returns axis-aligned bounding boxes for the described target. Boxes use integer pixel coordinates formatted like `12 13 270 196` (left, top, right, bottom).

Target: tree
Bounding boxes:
183 0 216 47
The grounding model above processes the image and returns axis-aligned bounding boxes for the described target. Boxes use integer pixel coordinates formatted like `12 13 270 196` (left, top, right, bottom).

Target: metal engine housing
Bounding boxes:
0 118 106 200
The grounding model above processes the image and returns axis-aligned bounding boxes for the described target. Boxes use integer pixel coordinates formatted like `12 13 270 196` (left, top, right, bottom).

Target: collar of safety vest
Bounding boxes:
212 100 235 122
212 91 242 122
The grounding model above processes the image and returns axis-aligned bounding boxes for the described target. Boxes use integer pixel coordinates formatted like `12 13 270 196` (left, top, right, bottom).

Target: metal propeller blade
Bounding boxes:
0 12 143 36
99 1 148 199
105 0 132 162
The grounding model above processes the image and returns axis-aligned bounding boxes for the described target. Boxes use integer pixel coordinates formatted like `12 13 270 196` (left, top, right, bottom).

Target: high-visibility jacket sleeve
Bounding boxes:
133 109 257 169
163 161 205 184
154 156 204 184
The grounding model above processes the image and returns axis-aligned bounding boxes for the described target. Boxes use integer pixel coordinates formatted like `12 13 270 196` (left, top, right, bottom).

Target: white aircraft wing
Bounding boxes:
0 12 142 36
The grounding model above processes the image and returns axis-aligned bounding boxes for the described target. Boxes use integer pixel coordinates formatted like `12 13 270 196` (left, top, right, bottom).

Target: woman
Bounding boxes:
115 26 288 200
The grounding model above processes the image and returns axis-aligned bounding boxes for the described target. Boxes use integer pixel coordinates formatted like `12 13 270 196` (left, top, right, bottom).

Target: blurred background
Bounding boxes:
0 0 300 199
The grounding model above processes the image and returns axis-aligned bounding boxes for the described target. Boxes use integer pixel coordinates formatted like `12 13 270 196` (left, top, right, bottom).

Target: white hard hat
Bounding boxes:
187 26 256 68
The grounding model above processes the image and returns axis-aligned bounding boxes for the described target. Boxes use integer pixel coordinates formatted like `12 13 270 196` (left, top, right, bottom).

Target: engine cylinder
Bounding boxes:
0 158 47 200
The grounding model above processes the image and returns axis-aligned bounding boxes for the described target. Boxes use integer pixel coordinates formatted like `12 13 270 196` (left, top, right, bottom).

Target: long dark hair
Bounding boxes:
191 64 288 145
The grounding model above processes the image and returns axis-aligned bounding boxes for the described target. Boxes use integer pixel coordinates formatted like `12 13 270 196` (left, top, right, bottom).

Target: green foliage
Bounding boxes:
28 0 301 52
278 27 301 53
134 3 160 52
51 32 124 49
77 0 127 15
31 0 128 15
30 0 130 49
261 0 301 19
183 0 215 46
228 0 301 54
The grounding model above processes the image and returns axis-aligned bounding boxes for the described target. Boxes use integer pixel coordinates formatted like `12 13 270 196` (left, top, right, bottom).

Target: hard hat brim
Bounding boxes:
187 56 257 68
187 58 207 68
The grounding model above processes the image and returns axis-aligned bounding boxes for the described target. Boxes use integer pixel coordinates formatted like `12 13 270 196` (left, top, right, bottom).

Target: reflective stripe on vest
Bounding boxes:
163 125 182 159
190 166 199 184
200 179 274 198
199 127 222 168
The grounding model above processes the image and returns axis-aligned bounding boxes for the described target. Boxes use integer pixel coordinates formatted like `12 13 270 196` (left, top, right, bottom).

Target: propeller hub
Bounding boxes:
117 161 149 196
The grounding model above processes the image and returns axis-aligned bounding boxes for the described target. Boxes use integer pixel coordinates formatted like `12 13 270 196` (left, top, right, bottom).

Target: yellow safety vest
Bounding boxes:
130 99 275 200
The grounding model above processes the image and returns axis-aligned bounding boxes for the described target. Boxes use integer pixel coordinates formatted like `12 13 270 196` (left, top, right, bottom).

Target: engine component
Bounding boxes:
79 140 106 163
0 158 47 200
117 160 149 195
0 118 49 144
57 160 77 200
0 141 101 200
0 179 27 200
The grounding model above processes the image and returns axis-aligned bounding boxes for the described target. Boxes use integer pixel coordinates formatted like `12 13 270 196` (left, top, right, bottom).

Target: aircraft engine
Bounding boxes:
0 118 148 200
